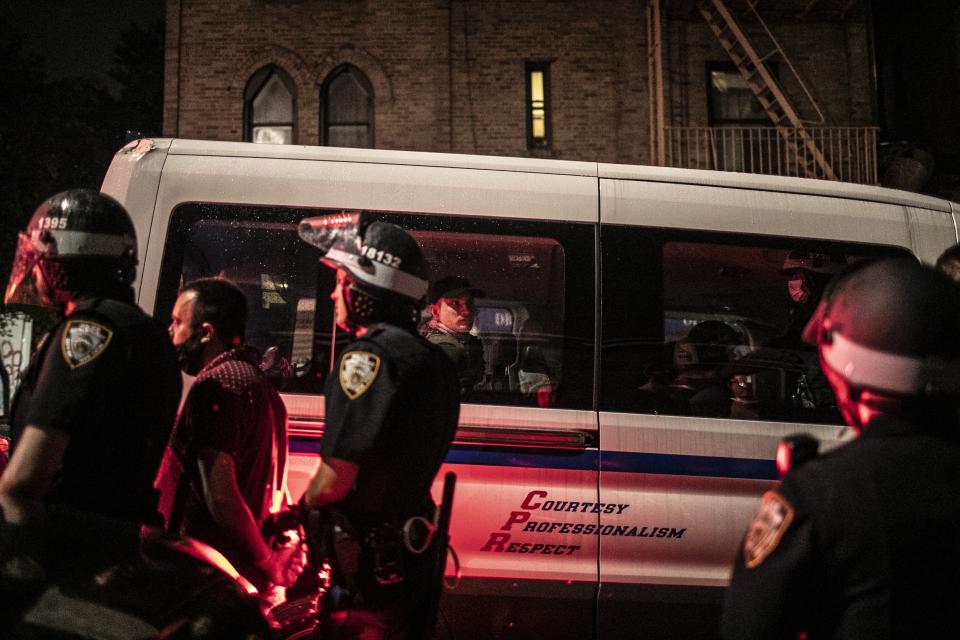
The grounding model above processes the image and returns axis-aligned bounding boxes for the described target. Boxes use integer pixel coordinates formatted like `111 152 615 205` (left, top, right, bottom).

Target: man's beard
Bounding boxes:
175 330 205 376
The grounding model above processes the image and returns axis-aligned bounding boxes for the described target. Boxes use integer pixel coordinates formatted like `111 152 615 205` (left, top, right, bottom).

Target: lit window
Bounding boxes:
245 66 296 144
322 65 374 148
526 62 551 149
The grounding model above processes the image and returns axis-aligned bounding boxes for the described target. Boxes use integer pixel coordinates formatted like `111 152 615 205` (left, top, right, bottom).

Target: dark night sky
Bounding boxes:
8 0 164 93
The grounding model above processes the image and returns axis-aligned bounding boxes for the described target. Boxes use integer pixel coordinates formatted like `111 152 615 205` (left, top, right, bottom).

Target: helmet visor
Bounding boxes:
4 233 46 307
298 212 363 259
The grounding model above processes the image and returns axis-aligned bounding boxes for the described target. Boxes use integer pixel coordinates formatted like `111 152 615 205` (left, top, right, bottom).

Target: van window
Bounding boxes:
599 225 909 423
157 205 595 410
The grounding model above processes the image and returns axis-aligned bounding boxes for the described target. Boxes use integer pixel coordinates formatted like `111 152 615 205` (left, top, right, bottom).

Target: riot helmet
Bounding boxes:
5 189 138 309
802 257 960 429
298 212 428 329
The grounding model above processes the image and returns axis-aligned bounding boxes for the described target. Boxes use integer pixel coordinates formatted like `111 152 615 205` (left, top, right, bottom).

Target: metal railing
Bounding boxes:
662 126 879 184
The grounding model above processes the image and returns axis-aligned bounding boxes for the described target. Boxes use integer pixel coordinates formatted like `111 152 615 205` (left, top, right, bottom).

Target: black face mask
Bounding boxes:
175 329 205 376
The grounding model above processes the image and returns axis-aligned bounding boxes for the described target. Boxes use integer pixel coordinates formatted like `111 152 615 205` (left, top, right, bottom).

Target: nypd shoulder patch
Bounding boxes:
61 320 114 369
339 351 381 400
743 490 794 568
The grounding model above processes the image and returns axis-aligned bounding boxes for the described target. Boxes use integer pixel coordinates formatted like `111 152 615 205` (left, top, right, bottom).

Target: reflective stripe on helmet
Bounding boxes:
323 247 428 301
36 229 135 259
821 332 925 395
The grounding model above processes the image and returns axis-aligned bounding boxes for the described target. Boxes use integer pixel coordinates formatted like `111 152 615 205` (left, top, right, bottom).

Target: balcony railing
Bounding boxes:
662 126 879 185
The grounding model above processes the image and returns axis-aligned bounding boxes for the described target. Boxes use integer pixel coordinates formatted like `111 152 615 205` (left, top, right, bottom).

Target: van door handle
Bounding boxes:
454 426 596 450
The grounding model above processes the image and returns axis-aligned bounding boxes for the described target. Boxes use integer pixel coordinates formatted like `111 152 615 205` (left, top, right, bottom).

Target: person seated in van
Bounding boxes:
637 359 690 415
724 251 844 417
421 275 486 398
514 318 562 407
669 320 740 418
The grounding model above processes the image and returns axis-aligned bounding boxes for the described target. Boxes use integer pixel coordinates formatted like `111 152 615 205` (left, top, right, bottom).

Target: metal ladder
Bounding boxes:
696 0 836 180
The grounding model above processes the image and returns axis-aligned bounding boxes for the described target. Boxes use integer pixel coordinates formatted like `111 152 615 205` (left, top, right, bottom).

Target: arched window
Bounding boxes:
245 66 296 144
321 65 374 148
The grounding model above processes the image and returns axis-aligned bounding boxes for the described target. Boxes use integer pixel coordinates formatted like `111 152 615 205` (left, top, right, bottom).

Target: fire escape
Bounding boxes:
648 0 878 184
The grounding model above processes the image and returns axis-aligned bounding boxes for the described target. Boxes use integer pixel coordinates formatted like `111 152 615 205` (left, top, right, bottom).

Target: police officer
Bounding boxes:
422 275 486 398
721 257 960 639
723 250 845 419
0 189 181 525
298 213 460 639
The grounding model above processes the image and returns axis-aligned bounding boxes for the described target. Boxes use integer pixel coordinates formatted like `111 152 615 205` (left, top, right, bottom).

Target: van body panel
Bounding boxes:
137 154 597 314
597 412 844 586
952 201 960 243
283 404 599 583
96 140 960 639
167 138 599 177
99 139 172 301
598 162 952 212
906 206 958 263
600 179 913 247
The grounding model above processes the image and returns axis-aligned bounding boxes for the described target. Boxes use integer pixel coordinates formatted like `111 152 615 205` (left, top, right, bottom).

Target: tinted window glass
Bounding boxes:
157 205 595 410
600 225 909 423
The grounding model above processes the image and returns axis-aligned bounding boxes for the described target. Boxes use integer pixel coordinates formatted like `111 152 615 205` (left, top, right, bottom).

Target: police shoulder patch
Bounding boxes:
61 320 114 369
743 490 794 568
339 351 381 400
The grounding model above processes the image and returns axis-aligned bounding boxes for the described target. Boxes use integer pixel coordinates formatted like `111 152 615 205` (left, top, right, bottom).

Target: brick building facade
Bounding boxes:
164 0 875 168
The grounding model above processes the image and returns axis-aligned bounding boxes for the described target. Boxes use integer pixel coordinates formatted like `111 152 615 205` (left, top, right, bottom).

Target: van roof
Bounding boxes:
163 138 953 213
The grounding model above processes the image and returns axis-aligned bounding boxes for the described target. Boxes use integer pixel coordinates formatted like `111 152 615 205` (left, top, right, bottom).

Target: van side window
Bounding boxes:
599 225 909 423
157 205 595 410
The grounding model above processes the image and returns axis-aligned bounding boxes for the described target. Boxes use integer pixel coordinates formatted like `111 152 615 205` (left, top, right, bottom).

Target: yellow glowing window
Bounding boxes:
530 71 545 139
526 63 551 148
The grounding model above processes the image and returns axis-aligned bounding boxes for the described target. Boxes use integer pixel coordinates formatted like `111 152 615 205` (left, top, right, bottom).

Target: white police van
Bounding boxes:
101 138 958 639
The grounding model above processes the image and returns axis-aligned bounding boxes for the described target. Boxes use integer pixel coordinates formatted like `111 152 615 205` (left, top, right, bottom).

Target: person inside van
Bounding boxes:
422 275 486 398
513 318 561 407
668 320 741 417
722 251 844 420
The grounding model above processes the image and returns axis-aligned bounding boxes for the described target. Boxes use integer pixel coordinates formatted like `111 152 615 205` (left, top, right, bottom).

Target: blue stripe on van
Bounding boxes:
600 451 777 480
445 445 599 471
289 436 776 480
290 438 323 454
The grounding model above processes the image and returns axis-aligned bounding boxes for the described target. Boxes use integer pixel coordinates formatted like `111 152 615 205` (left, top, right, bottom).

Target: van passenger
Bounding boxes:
723 251 843 418
422 275 486 398
670 320 740 417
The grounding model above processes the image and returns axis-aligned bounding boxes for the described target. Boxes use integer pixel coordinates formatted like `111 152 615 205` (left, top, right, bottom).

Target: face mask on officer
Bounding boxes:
787 274 811 304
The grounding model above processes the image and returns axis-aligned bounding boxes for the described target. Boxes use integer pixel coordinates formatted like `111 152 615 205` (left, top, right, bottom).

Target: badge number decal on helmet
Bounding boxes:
339 351 381 399
61 320 114 368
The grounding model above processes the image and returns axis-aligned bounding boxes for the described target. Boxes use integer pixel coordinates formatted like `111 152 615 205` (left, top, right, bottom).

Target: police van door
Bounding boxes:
596 172 919 638
135 146 602 639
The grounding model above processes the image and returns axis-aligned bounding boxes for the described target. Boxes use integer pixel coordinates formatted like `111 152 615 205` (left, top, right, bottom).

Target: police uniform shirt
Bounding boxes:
721 416 960 639
322 323 460 523
422 324 485 398
10 297 181 523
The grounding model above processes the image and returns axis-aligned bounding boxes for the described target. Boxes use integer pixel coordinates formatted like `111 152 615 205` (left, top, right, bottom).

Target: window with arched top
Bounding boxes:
245 66 296 144
321 65 374 148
